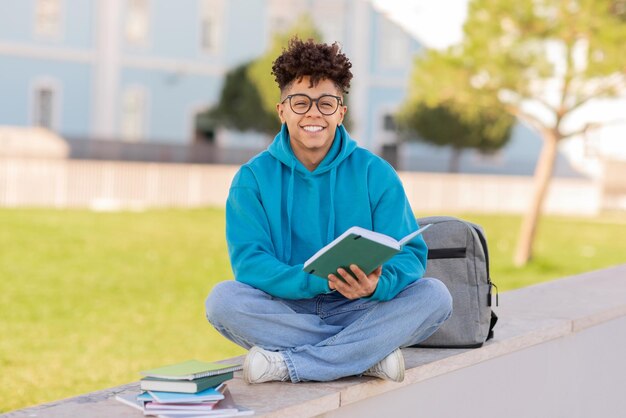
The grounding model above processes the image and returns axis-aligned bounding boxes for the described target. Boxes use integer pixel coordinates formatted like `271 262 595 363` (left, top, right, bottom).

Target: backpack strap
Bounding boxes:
487 311 498 341
487 282 498 340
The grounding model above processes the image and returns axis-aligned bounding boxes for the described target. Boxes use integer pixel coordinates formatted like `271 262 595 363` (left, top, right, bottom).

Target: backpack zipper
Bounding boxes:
488 281 499 307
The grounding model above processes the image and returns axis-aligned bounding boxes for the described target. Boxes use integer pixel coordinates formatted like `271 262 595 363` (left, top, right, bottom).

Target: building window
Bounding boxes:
383 114 397 131
376 108 399 148
267 0 299 35
35 0 62 39
121 87 147 142
200 0 223 54
32 81 60 130
379 18 408 69
126 0 149 46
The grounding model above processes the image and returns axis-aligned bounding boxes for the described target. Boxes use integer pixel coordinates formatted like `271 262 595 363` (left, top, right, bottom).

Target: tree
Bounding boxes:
205 62 279 136
398 50 515 172
205 15 327 137
247 15 323 118
406 0 626 266
400 101 514 172
247 15 354 131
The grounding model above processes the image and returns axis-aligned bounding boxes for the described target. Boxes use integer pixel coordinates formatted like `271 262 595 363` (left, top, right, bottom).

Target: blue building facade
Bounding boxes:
2 0 581 176
0 0 422 153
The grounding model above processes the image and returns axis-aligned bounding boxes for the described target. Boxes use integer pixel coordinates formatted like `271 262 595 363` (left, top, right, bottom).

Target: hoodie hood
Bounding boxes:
268 123 357 175
267 123 357 261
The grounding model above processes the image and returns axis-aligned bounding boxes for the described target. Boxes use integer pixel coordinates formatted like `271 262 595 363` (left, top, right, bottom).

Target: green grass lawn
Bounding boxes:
1 208 625 412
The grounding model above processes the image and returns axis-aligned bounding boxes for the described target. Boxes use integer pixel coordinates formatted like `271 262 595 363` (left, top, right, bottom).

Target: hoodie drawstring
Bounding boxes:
327 167 337 243
284 163 295 261
268 124 356 263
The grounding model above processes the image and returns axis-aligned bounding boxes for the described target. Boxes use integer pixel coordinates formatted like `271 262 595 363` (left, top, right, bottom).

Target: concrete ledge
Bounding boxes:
5 264 626 418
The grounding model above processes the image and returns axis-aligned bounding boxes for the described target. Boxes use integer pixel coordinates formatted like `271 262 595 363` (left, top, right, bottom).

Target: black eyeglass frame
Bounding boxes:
280 93 343 116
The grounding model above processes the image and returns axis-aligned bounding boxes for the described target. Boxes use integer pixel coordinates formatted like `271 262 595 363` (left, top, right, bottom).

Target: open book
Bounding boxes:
303 224 431 279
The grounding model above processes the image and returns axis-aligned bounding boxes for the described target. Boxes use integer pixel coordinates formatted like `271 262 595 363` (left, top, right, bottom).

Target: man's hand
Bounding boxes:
328 264 381 299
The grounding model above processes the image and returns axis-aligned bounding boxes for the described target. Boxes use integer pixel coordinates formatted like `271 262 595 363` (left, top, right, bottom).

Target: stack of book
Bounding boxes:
115 359 253 417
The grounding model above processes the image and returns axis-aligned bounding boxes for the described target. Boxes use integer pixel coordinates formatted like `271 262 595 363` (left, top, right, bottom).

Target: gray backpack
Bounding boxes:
414 216 498 348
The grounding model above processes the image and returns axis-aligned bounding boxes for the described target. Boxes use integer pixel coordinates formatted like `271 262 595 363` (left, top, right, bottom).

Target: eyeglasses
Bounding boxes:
280 94 343 116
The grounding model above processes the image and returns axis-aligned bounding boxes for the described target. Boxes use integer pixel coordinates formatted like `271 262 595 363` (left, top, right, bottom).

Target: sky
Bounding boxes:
371 0 469 49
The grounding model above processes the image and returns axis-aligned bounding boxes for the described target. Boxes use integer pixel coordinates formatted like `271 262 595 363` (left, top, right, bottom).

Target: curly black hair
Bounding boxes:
271 37 353 94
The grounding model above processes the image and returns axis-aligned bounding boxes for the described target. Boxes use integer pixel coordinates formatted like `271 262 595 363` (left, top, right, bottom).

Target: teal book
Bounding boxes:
147 386 224 403
140 371 234 393
140 359 242 380
303 224 431 279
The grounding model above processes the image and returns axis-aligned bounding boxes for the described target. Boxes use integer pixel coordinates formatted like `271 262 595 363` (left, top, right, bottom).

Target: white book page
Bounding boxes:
349 227 400 249
398 224 432 246
346 224 432 248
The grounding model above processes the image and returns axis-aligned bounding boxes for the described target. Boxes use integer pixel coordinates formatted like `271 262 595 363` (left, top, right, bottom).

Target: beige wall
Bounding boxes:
400 171 602 216
0 157 603 215
0 158 236 210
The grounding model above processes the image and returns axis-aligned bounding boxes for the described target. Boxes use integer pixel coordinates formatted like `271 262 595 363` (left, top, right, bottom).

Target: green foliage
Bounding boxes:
247 15 323 116
205 15 327 137
460 0 626 117
2 208 626 412
398 100 514 152
404 0 626 137
403 0 626 263
402 48 502 115
399 48 515 161
203 62 279 136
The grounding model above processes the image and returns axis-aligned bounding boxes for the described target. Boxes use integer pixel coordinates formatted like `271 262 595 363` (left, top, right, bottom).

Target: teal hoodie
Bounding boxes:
225 124 427 301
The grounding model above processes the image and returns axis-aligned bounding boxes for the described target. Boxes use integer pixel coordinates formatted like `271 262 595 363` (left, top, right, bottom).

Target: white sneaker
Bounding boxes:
243 346 290 384
363 348 405 382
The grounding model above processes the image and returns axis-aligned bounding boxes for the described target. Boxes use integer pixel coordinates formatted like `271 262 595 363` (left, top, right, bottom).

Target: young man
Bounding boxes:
205 38 452 384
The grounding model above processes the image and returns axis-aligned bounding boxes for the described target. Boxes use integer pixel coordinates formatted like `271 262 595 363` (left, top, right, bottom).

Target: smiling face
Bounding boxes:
276 76 347 171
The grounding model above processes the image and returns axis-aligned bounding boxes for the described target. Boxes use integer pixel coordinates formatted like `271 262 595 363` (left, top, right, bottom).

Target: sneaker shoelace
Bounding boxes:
262 352 288 380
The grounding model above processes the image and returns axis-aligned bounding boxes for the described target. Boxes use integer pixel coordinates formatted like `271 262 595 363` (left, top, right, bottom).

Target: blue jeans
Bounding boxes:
205 278 452 382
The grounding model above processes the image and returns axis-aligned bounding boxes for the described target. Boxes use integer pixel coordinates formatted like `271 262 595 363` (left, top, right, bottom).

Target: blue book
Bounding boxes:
136 391 154 405
146 386 225 404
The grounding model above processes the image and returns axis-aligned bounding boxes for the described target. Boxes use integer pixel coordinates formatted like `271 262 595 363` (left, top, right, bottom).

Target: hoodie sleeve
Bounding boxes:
225 167 331 299
364 160 428 301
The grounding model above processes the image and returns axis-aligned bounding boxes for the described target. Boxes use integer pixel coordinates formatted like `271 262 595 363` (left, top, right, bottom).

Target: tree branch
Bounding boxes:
558 39 576 125
561 122 601 140
561 118 626 140
506 106 550 136
569 74 626 113
568 94 597 114
501 89 557 120
528 96 558 115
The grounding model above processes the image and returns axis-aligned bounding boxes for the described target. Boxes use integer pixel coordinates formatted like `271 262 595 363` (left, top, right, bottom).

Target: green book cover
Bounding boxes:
140 360 242 380
140 372 234 393
303 224 431 279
